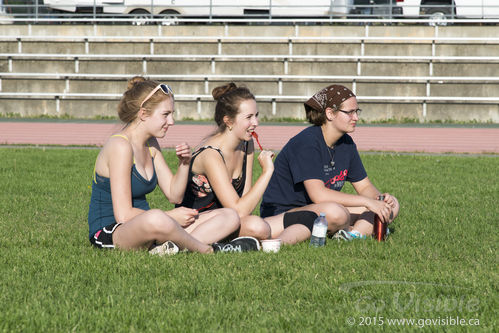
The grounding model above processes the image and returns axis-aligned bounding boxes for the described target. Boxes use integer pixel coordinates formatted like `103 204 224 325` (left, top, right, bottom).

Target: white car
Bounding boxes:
395 0 499 20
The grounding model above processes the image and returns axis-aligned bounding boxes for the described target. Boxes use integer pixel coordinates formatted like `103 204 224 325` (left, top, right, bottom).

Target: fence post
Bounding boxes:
209 0 212 22
35 0 39 20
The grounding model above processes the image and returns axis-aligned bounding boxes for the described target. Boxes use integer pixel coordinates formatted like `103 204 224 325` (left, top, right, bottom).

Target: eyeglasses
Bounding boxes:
338 109 362 117
140 84 174 109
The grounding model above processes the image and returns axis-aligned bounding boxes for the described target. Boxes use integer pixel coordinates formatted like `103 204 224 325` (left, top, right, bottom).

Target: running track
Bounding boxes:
1 122 498 154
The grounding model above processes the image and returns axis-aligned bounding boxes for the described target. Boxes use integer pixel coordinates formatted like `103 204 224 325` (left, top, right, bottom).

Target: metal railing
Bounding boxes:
1 1 498 23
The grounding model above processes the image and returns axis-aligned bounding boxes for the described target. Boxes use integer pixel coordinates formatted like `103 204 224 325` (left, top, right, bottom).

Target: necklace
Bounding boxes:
327 145 335 169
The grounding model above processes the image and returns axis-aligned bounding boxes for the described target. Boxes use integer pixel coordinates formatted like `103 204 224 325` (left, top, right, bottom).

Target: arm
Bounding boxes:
304 177 392 222
304 178 373 207
150 138 191 204
351 177 380 199
147 139 198 226
352 177 396 223
108 138 147 223
241 142 255 196
200 146 274 217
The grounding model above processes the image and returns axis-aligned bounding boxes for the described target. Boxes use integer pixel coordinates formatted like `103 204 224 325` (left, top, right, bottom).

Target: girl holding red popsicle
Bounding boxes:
178 83 274 240
179 83 320 244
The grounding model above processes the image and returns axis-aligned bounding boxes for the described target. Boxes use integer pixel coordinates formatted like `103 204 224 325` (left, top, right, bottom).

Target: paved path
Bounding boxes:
1 121 498 154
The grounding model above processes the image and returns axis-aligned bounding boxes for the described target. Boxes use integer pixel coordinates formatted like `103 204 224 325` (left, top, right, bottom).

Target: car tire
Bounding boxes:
422 2 453 26
129 9 151 25
159 9 180 26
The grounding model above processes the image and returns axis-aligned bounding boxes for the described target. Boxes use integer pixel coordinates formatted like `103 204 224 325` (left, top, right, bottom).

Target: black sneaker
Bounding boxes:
212 236 261 253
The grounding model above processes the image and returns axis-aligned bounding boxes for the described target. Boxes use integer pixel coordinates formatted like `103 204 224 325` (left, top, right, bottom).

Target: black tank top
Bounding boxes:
178 142 248 212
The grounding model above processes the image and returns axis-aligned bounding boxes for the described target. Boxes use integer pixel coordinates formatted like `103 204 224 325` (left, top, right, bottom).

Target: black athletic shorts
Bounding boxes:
89 223 121 249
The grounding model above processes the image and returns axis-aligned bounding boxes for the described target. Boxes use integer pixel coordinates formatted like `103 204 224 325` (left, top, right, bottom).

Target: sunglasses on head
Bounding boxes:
140 84 174 109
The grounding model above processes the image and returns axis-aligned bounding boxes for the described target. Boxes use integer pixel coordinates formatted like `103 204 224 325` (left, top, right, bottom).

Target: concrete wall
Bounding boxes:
1 24 499 123
2 23 497 38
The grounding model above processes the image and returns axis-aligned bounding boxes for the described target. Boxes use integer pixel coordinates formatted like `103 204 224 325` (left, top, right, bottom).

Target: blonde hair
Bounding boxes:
117 76 172 124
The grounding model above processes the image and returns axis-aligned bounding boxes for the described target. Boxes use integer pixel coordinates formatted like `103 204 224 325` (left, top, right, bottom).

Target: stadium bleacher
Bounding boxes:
1 23 499 122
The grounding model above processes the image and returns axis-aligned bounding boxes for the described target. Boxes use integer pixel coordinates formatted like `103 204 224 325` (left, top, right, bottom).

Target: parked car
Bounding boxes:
349 0 499 21
395 0 499 20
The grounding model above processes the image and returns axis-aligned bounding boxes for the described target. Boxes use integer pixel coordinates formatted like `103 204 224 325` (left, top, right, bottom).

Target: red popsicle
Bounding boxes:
251 132 264 150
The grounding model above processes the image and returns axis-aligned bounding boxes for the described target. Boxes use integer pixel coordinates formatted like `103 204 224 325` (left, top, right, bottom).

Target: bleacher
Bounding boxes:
1 23 499 122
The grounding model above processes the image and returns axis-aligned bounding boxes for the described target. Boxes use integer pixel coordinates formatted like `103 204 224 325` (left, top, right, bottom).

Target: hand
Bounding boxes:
365 197 392 224
381 193 399 223
257 150 275 173
165 207 198 228
176 143 192 166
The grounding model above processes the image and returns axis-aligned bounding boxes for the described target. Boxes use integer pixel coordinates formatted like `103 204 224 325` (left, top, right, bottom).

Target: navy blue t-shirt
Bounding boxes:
260 126 367 217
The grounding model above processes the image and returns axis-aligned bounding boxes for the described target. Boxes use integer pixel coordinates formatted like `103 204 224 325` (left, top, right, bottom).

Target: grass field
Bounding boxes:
0 148 497 332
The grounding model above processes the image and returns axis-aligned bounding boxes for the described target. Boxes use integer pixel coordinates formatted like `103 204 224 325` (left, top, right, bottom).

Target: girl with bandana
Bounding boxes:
260 85 400 241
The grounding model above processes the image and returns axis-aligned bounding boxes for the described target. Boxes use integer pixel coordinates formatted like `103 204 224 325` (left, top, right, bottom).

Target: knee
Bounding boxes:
241 216 271 240
390 196 400 221
143 209 177 235
323 204 350 228
218 208 240 229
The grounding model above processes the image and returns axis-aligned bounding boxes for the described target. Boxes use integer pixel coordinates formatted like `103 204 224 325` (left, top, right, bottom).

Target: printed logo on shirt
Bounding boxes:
324 169 348 190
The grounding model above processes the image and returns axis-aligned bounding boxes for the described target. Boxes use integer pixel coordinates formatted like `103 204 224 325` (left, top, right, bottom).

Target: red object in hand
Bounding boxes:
251 132 264 150
373 195 388 242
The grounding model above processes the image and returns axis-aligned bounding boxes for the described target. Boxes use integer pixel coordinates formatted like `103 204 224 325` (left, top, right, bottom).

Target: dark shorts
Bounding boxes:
260 203 294 218
89 223 121 249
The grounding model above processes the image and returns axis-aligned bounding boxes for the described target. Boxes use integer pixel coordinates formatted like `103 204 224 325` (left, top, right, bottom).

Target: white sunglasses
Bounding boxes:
140 84 174 109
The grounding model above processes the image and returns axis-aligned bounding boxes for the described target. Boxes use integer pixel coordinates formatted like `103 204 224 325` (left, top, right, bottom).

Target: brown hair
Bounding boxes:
117 76 172 124
212 83 255 132
305 106 328 126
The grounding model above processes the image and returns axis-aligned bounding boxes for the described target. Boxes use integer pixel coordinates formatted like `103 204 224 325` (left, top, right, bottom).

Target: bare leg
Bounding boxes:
387 195 400 223
184 208 240 244
238 215 271 240
347 196 400 236
264 213 311 245
289 202 350 233
112 209 213 253
346 207 375 235
263 201 349 245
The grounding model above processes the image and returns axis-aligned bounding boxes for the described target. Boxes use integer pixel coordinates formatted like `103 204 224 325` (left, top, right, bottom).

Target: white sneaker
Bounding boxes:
332 229 368 241
331 230 354 241
149 241 179 256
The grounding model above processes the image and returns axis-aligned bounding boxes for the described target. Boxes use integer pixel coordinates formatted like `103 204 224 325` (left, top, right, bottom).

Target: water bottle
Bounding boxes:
310 213 328 247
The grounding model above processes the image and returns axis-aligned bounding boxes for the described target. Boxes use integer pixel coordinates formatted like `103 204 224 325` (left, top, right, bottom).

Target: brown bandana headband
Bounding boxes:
304 85 356 113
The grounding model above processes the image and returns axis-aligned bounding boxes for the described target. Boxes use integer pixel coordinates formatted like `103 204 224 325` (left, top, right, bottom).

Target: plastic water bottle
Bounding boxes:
310 213 328 247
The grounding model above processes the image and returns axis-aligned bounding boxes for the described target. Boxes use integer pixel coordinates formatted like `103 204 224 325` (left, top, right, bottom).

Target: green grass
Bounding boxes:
0 148 497 332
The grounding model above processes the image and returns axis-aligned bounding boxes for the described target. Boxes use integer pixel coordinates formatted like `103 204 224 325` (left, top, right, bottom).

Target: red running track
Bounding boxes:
0 122 498 154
